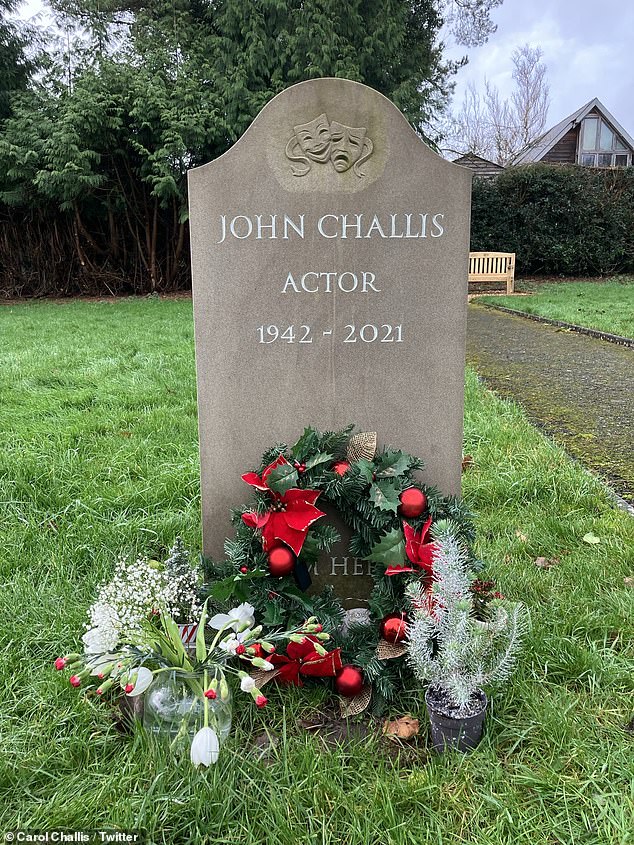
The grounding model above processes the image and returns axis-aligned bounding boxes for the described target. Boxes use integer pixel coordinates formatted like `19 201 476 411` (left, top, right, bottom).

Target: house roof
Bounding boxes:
513 97 634 164
453 153 505 172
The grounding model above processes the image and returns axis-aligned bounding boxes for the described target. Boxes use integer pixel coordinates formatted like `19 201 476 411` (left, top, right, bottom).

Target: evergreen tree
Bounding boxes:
0 0 33 121
0 0 504 295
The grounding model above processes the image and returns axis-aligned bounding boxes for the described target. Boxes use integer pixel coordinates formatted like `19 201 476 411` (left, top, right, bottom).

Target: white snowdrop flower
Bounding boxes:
190 727 219 767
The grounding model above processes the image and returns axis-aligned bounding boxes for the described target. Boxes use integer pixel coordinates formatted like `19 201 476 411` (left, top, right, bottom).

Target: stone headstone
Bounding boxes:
189 78 471 607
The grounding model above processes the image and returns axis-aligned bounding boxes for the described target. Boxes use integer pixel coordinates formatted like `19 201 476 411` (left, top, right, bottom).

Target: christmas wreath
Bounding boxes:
203 426 478 714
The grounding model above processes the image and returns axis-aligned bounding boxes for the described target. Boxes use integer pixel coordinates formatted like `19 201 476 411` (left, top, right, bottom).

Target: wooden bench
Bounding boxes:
468 252 515 294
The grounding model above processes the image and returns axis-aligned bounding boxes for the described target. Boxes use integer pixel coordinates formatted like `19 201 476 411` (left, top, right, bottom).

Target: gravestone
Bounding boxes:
189 78 471 607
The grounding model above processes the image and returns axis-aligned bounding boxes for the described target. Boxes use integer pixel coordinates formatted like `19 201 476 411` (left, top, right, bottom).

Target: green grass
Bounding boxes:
478 278 634 338
1 297 633 844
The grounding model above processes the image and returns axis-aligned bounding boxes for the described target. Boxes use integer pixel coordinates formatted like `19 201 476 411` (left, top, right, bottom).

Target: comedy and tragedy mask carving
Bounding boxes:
285 113 374 177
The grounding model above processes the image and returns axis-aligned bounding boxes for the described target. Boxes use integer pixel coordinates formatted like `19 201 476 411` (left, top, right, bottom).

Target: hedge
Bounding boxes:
2 163 634 298
470 164 634 276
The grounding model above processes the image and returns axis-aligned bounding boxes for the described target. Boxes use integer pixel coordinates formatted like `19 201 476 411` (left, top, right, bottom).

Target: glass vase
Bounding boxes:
143 671 232 750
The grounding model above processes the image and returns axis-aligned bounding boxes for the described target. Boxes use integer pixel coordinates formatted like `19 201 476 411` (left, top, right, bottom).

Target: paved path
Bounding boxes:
467 304 634 504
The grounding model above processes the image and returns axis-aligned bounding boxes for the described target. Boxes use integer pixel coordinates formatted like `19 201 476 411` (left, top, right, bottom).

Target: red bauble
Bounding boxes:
380 613 408 643
333 461 351 476
335 665 364 697
398 487 427 519
267 546 296 577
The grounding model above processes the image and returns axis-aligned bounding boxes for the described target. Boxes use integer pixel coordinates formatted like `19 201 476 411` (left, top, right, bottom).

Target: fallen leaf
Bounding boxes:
515 530 528 543
382 714 419 740
534 556 559 569
582 532 601 545
624 576 634 589
461 455 474 472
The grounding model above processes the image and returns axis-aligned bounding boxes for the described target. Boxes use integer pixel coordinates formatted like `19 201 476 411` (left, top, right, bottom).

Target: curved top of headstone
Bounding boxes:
190 77 465 194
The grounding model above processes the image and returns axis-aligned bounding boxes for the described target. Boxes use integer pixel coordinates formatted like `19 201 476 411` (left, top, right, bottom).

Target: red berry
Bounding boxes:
204 689 217 699
255 695 268 708
239 566 248 574
69 675 81 688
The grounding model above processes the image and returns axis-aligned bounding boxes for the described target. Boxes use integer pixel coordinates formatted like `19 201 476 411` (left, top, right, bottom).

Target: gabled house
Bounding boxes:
513 97 634 168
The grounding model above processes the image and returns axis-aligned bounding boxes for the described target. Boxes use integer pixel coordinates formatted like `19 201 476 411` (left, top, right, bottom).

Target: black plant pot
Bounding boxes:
425 685 487 753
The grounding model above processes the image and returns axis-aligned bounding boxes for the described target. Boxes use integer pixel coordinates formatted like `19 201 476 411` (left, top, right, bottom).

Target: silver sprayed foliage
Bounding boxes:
406 534 529 717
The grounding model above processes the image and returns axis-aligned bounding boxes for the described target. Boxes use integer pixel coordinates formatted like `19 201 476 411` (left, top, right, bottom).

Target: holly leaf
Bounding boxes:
375 451 410 478
367 528 405 565
304 452 333 470
262 602 284 625
291 427 319 459
369 479 400 513
207 577 238 603
354 459 375 484
266 464 299 494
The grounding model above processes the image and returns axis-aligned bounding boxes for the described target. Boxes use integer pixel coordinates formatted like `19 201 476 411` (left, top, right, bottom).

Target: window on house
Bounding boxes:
579 116 631 166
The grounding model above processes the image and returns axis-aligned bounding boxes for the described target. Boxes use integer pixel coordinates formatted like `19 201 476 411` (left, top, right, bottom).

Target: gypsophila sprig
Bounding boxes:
82 549 202 655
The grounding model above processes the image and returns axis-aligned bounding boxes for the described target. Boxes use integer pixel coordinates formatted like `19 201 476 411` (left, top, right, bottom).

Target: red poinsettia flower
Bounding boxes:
241 456 325 556
241 454 289 492
270 636 343 686
386 516 437 577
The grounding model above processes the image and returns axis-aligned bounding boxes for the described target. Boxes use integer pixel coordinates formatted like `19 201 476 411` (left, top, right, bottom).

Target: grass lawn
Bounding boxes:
1 297 633 844
477 277 634 339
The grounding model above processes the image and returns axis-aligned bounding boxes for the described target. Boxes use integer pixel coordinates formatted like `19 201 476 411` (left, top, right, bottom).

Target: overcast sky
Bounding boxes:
446 0 634 139
17 0 634 140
